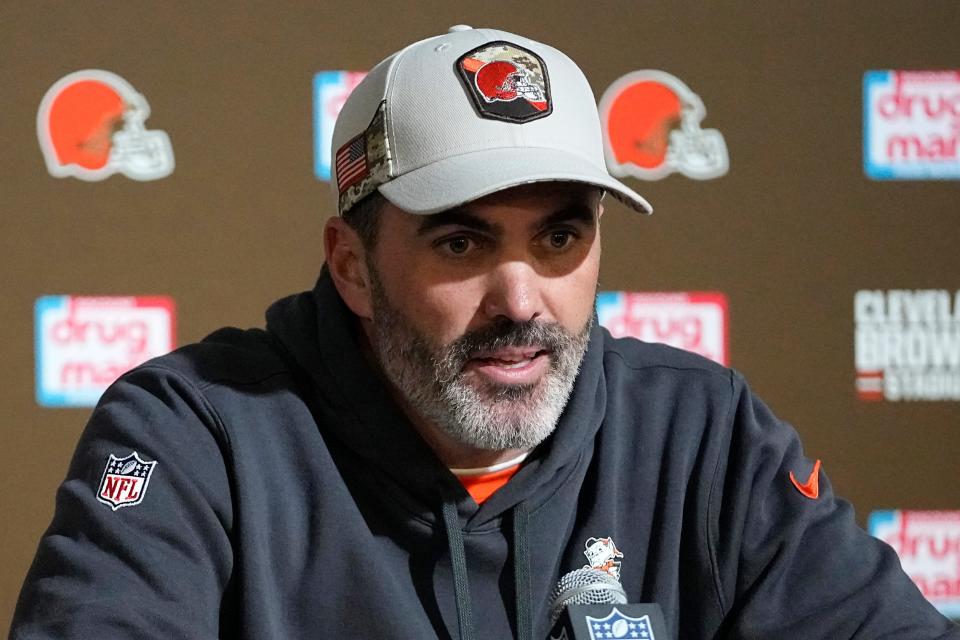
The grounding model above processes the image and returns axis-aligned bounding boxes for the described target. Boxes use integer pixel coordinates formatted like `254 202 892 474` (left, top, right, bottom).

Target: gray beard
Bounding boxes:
366 266 592 451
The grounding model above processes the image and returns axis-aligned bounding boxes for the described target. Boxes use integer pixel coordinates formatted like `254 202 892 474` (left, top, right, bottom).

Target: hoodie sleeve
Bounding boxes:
710 372 959 639
9 364 234 639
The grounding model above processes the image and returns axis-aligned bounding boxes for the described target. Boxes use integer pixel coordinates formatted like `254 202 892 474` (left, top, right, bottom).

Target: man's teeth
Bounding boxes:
475 351 543 368
491 357 532 369
487 358 533 369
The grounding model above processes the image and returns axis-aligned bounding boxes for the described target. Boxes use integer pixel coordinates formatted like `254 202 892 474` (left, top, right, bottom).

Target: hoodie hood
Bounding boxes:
264 270 608 527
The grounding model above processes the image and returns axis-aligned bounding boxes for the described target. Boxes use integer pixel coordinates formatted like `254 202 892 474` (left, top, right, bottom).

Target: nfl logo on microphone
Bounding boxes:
586 608 654 640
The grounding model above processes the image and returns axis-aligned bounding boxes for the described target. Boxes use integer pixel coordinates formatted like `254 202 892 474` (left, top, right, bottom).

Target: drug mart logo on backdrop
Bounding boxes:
37 70 174 181
854 289 960 401
869 510 960 618
314 71 367 180
864 70 960 180
597 292 728 365
35 296 175 407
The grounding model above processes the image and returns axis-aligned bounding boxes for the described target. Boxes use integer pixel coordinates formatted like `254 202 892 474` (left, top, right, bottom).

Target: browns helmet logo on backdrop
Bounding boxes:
37 69 175 181
457 41 552 123
600 70 728 180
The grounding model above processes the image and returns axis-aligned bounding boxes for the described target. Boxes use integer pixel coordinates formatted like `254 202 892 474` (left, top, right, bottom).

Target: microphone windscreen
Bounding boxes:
548 567 627 625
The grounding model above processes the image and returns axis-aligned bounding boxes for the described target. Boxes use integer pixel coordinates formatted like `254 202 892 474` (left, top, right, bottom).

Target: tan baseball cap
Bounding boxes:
331 25 653 216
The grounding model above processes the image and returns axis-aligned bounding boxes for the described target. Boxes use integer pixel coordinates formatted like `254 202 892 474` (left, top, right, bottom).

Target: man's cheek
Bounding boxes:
419 294 479 340
549 284 596 330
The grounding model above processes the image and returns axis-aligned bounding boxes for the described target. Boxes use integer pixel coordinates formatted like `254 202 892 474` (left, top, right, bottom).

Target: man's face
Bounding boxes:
363 182 602 451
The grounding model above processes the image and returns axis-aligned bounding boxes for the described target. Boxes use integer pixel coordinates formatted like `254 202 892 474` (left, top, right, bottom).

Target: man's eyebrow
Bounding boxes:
533 204 597 231
416 208 498 236
415 202 597 237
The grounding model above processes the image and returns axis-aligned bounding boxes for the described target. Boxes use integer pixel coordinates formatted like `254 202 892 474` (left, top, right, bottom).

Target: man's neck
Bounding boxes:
398 398 528 469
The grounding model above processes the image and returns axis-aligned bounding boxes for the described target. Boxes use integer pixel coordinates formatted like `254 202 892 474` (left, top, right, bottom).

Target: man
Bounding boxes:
11 25 959 640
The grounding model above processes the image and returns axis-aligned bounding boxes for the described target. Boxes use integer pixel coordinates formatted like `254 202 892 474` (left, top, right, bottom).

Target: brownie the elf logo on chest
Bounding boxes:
456 41 552 123
583 536 624 580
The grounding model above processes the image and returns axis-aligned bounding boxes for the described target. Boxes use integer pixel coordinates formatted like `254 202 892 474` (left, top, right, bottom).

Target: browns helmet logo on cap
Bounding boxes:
457 41 552 123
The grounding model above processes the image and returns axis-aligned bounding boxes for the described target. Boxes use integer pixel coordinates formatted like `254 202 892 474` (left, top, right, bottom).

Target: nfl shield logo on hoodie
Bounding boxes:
96 452 157 510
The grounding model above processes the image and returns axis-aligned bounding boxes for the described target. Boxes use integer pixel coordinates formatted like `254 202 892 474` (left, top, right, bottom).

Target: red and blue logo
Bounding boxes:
97 452 158 511
864 70 960 180
313 71 367 180
35 295 176 407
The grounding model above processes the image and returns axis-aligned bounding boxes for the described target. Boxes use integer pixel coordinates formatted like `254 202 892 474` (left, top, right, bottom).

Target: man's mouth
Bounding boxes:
465 348 551 384
474 347 546 364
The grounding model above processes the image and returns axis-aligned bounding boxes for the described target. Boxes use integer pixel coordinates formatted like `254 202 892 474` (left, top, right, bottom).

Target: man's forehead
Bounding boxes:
409 183 601 234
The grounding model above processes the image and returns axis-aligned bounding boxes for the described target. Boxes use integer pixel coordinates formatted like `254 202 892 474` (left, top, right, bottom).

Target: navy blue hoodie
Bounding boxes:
11 273 960 639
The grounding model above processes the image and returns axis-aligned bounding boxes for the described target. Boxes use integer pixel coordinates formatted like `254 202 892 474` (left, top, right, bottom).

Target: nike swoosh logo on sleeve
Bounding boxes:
789 459 822 499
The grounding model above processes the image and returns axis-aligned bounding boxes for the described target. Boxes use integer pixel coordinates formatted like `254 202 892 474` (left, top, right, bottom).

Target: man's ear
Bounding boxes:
324 217 373 319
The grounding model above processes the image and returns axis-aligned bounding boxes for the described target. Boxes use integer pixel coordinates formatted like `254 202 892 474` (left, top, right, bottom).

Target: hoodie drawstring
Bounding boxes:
442 497 534 640
512 502 532 640
443 499 475 640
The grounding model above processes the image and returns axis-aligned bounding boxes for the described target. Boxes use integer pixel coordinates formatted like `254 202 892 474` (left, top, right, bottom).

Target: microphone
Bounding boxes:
549 568 628 625
546 568 669 640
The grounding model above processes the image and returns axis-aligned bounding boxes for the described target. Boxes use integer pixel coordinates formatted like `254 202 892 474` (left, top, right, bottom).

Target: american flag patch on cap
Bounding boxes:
335 133 368 193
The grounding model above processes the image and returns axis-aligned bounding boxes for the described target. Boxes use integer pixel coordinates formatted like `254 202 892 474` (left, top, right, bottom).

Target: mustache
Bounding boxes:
441 318 575 366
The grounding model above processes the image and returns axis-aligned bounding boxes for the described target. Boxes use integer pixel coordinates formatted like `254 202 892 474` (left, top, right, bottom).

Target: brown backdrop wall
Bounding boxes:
2 0 958 629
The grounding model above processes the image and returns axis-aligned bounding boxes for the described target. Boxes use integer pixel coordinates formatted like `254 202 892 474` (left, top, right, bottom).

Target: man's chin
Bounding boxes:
437 373 567 451
441 406 559 452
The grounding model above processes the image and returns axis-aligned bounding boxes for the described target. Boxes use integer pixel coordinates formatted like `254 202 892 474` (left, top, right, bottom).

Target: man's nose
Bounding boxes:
481 260 543 323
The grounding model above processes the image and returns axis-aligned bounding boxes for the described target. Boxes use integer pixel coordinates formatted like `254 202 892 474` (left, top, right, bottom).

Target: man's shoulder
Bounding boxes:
133 326 289 392
600 328 732 380
598 331 739 418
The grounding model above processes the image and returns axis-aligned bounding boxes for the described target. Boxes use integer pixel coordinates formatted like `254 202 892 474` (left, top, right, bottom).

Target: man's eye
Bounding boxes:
445 237 473 254
547 230 574 249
